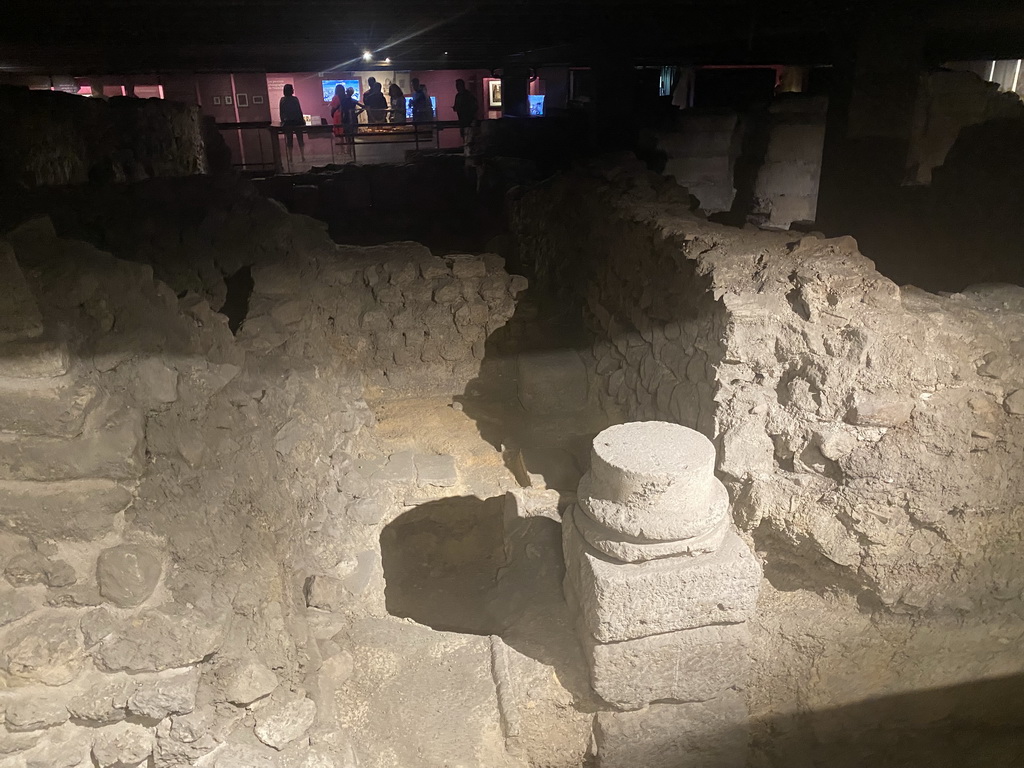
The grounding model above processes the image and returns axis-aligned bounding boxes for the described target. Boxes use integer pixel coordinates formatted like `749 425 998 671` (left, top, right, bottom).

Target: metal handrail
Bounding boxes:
216 119 466 172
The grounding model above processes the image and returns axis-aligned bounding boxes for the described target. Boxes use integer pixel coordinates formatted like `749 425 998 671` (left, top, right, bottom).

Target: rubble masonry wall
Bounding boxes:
0 86 208 188
512 160 1024 619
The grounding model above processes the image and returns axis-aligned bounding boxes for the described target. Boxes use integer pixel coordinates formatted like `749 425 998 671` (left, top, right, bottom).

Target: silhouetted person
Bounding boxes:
340 87 362 156
363 77 388 124
411 78 433 123
279 84 306 166
452 78 479 140
388 81 406 123
329 83 345 142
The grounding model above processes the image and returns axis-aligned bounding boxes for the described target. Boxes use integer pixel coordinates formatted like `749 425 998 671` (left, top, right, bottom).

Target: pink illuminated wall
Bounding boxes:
266 72 329 125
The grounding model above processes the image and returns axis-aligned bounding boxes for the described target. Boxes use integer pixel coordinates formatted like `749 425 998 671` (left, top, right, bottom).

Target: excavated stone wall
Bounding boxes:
0 170 527 765
514 158 1024 614
258 243 527 397
0 87 208 188
512 158 1024 759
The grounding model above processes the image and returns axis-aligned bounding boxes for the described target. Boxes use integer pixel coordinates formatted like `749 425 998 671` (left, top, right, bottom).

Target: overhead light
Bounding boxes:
384 57 391 65
363 51 373 62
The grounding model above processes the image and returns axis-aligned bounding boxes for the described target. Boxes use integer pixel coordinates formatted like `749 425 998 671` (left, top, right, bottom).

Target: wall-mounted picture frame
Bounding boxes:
252 94 264 105
236 93 248 108
212 95 222 105
224 95 233 106
488 79 502 108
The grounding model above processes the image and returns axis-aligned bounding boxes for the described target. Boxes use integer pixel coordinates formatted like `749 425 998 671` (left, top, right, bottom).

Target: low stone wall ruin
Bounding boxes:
512 158 1024 759
0 177 527 765
0 86 209 187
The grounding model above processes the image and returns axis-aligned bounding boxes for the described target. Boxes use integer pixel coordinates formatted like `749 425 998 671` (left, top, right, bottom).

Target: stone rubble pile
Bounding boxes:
563 422 761 767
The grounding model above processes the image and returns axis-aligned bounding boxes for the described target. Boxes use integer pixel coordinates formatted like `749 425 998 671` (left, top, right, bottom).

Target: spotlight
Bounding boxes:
363 51 373 62
384 58 391 65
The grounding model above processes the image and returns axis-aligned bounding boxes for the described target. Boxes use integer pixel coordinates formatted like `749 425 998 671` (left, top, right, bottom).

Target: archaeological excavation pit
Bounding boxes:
2 8 1024 768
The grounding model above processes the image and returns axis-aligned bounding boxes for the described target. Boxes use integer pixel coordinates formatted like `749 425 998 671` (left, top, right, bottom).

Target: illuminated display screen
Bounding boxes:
405 96 437 119
321 79 361 102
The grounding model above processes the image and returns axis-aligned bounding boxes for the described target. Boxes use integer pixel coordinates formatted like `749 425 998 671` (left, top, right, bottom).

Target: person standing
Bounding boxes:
329 83 345 142
362 77 388 124
339 87 362 156
410 78 433 123
279 84 306 166
388 81 406 123
452 78 479 140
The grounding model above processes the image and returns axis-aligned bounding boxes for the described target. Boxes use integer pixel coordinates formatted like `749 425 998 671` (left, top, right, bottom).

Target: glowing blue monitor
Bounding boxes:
405 96 437 120
322 79 361 102
528 95 545 116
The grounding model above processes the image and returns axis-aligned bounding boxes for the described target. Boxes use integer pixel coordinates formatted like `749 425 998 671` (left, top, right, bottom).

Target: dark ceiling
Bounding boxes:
3 0 1024 74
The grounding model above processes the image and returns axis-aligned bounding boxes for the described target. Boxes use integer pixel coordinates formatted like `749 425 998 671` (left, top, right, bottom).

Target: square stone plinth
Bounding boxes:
583 623 752 710
595 692 749 768
563 507 761 643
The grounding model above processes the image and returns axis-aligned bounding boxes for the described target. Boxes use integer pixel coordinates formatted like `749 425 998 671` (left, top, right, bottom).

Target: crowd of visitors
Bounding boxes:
276 76 481 166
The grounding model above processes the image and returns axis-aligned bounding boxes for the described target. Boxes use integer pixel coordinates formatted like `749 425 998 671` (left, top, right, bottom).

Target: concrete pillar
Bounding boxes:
562 422 761 768
816 8 926 233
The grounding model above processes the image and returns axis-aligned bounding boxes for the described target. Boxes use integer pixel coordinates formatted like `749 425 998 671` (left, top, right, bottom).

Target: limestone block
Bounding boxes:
132 358 179 404
564 508 761 643
1 613 85 686
93 607 225 673
0 730 43 756
574 503 730 563
433 279 463 303
0 588 36 626
67 679 132 723
718 418 776 481
583 623 752 710
80 607 117 647
253 694 317 750
92 722 155 768
304 575 347 611
214 657 279 706
0 241 43 343
0 332 69 380
4 550 51 585
346 497 384 525
845 391 915 428
371 451 417 484
0 377 100 438
1005 389 1024 415
200 744 277 767
517 349 589 414
414 453 458 488
449 256 487 279
22 730 93 768
578 422 720 541
97 544 162 608
0 405 145 481
419 257 450 280
335 617 510 767
5 695 70 731
594 692 749 768
127 668 199 719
